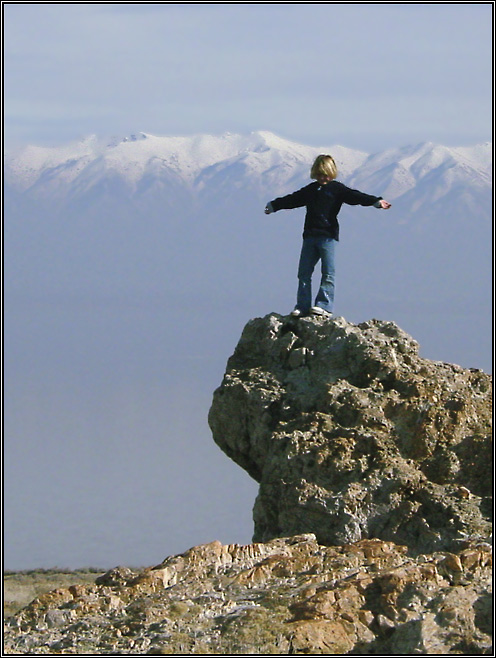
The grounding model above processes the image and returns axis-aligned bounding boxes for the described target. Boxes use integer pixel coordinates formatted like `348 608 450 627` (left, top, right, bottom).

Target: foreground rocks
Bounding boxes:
4 534 493 654
209 313 492 554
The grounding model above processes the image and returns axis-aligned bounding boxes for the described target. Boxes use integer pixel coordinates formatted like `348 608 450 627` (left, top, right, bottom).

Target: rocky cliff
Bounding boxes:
209 313 492 555
4 313 493 655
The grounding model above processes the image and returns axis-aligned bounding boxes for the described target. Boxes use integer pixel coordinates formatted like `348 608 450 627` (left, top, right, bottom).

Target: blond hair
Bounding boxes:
310 154 338 180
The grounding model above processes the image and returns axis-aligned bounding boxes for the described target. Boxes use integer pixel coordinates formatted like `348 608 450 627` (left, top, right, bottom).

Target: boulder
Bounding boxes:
209 313 492 554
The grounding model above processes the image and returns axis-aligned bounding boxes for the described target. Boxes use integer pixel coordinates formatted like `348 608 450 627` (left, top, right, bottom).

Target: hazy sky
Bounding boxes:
4 3 493 152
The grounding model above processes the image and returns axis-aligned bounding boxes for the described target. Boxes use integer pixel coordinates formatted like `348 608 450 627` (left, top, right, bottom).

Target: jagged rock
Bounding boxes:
3 535 493 654
209 313 492 554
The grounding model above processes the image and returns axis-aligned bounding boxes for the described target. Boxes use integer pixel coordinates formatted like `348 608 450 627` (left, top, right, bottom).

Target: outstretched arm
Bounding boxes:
265 184 311 214
339 182 387 208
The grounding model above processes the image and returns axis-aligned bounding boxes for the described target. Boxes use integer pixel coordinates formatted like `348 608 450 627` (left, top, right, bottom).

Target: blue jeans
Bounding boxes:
296 236 336 313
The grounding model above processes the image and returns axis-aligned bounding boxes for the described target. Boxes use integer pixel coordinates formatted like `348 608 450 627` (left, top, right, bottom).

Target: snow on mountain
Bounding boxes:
347 141 492 201
3 130 368 195
4 131 282 190
4 135 101 190
4 131 491 220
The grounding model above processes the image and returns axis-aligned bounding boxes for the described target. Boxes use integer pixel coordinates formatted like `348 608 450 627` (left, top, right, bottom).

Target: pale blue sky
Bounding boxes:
4 2 493 152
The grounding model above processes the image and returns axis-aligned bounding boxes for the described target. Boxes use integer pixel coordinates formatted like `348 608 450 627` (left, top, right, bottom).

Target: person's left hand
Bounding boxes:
379 200 392 209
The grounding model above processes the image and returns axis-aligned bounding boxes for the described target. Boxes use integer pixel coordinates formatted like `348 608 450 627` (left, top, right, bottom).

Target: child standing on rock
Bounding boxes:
265 154 391 317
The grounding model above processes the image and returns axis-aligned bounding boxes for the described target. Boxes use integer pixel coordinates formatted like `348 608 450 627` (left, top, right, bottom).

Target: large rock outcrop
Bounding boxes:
209 313 492 555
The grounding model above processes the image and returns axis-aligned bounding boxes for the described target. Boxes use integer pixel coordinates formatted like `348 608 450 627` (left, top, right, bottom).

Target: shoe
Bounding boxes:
290 308 304 317
311 306 332 316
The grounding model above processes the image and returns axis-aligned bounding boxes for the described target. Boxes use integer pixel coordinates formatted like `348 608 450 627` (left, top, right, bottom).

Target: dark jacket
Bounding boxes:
268 180 382 240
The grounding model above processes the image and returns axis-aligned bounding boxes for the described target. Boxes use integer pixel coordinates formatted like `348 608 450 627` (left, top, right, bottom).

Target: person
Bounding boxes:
265 154 391 317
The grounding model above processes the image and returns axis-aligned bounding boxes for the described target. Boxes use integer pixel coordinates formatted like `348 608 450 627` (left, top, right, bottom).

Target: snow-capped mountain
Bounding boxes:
4 131 491 236
4 131 367 191
348 141 491 199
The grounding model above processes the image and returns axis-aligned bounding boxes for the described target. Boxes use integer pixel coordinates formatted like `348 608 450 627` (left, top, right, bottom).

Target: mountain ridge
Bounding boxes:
4 131 491 210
